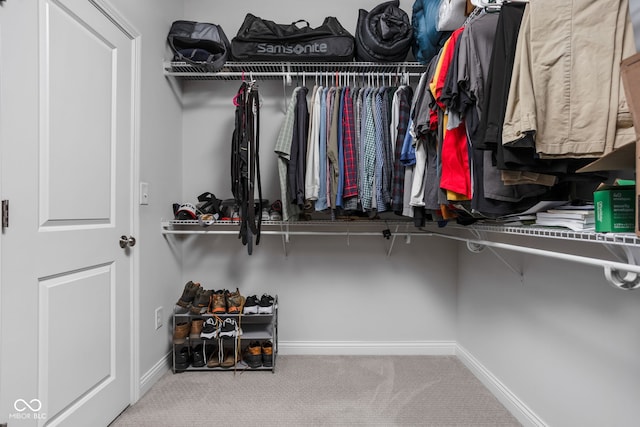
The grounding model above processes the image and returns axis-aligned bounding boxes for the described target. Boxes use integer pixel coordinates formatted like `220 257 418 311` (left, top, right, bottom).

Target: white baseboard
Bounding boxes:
279 340 457 356
138 351 171 398
456 344 547 427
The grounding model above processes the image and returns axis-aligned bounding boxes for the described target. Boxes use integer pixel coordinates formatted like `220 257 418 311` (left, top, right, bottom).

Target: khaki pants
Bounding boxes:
502 0 636 158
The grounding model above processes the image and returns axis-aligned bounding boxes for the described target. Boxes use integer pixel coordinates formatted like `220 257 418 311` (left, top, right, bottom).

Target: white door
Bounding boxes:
0 0 137 426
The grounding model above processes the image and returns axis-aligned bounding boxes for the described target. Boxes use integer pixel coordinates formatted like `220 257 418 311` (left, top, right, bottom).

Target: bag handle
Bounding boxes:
291 19 310 28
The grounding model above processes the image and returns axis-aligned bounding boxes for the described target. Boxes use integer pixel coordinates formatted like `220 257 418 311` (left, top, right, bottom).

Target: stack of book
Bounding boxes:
534 206 595 231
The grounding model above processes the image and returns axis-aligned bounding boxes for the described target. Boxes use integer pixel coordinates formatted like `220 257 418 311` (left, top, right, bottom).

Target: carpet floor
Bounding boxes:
110 355 522 427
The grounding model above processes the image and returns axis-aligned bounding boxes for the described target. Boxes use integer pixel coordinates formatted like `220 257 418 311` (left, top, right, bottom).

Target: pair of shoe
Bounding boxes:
243 340 273 368
174 343 206 370
176 281 225 316
243 294 275 315
207 350 236 369
173 318 205 344
200 317 242 340
208 288 245 315
176 281 202 308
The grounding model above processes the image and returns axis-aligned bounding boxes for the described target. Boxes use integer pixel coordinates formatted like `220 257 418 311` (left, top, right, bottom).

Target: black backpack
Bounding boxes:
167 20 231 71
355 0 413 62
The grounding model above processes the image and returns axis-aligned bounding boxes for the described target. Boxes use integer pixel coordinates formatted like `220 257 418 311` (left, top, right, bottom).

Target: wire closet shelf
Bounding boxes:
163 61 427 81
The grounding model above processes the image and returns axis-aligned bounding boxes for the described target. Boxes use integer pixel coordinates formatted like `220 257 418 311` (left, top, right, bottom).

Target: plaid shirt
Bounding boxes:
362 89 376 211
374 90 386 212
342 87 358 199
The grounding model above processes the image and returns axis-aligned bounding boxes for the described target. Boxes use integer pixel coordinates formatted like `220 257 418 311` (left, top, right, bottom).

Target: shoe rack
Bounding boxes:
171 296 278 373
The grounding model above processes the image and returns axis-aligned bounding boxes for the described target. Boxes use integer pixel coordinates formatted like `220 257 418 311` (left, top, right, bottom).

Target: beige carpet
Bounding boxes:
110 355 522 427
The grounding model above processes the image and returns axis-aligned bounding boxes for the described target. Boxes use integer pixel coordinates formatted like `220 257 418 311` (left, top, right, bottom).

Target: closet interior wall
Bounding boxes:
180 76 459 349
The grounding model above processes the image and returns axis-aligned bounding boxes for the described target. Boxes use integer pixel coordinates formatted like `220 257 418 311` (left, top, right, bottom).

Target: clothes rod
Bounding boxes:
429 232 640 290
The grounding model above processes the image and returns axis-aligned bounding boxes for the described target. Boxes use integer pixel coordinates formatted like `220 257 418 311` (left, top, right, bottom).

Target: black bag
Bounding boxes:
167 20 231 71
355 0 413 62
231 14 355 62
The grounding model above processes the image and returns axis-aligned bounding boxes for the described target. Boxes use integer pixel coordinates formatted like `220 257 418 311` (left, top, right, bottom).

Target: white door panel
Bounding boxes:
44 0 115 224
0 0 136 425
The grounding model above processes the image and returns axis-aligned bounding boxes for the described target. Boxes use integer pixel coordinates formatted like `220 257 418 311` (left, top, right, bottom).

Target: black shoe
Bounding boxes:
219 318 241 340
243 295 259 314
200 317 219 340
191 344 206 367
174 345 190 370
261 340 273 367
258 294 274 314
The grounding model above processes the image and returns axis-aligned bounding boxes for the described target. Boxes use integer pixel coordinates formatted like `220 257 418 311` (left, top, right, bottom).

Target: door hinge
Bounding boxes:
2 200 8 229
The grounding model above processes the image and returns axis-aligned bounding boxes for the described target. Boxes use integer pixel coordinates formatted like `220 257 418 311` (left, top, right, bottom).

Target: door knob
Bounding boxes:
119 235 136 248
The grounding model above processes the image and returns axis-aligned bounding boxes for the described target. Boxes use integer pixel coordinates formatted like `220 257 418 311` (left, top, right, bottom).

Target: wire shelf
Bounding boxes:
163 61 427 81
446 223 640 247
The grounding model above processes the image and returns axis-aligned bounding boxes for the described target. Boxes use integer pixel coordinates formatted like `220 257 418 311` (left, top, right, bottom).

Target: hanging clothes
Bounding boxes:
274 87 301 222
305 85 322 202
502 0 636 158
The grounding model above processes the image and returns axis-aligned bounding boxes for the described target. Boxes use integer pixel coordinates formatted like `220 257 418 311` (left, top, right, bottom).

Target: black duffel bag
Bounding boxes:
168 20 231 71
355 0 413 62
231 14 355 62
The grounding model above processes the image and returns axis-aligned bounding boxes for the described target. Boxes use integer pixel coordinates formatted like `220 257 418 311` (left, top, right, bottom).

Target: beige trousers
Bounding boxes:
502 0 636 158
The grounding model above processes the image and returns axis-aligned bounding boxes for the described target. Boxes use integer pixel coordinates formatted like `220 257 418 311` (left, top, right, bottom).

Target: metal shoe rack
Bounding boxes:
172 296 278 373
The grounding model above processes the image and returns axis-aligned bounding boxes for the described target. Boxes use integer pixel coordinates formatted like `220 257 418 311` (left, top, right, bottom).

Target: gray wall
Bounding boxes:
179 0 459 350
108 0 184 393
457 238 640 426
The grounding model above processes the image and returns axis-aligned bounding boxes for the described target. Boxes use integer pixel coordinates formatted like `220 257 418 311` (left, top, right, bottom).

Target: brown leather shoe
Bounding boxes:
206 344 221 368
210 290 227 314
220 349 236 368
190 288 213 314
177 281 201 308
189 318 204 339
172 321 191 344
226 288 245 314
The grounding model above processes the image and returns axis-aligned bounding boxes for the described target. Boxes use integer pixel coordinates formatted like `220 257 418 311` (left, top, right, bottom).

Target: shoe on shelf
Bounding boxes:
190 288 213 314
243 295 259 314
269 200 282 221
191 344 206 368
189 318 204 340
261 340 273 368
210 289 227 314
174 345 190 370
206 343 221 368
226 288 245 314
177 281 201 308
219 318 242 339
261 208 270 221
258 294 275 314
220 349 236 369
200 317 219 340
173 321 191 344
244 341 262 368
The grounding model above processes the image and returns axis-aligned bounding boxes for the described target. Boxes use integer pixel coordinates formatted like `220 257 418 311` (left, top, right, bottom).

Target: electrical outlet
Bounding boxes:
140 182 149 205
155 307 163 330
